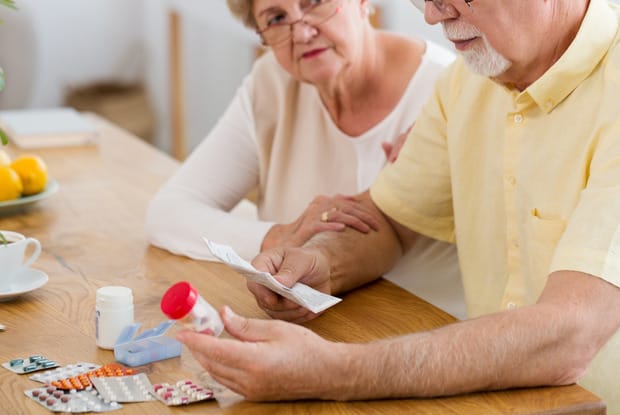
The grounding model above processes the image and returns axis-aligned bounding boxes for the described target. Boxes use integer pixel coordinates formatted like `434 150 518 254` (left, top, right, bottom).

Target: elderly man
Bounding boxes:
177 0 620 412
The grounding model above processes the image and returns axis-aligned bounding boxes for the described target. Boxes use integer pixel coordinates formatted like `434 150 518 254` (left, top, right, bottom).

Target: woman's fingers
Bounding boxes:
317 202 380 232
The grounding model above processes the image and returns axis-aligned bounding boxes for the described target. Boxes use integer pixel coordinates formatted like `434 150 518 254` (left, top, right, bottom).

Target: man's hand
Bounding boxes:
248 246 331 323
176 306 346 401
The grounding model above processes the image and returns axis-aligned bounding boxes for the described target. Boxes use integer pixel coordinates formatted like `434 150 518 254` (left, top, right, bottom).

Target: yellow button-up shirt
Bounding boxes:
370 0 620 411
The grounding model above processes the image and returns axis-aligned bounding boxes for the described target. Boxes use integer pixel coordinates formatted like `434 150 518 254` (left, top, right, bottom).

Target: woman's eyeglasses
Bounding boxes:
257 0 342 47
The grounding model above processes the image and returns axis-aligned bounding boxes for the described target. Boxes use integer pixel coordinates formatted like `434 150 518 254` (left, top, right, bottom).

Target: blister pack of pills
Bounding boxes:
151 380 214 406
24 386 122 413
30 363 135 391
29 362 100 385
53 364 136 391
2 355 59 374
90 373 155 403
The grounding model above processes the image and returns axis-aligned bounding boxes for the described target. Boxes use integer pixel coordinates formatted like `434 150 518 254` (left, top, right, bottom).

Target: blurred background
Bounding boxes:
1 0 606 159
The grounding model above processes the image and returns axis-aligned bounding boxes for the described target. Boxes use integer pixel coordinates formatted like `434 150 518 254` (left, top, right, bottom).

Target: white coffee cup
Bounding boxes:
0 231 42 292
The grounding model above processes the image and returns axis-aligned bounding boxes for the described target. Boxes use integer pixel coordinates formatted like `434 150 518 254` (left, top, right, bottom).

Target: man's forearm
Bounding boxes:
370 306 577 397
329 271 620 400
325 304 580 400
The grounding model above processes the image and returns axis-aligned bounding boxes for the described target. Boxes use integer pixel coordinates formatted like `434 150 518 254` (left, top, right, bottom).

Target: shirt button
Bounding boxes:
513 114 523 123
506 176 516 186
545 100 554 110
512 238 519 248
507 302 517 310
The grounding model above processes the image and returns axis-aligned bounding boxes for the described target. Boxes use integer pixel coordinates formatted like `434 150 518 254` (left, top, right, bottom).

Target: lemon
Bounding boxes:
0 149 10 167
10 154 48 196
0 166 23 201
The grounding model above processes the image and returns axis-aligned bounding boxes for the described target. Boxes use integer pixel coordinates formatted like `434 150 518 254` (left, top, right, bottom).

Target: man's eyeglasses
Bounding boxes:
257 0 342 47
410 0 473 13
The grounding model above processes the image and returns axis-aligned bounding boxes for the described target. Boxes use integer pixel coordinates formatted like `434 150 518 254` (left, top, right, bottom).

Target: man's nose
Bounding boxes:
424 2 459 25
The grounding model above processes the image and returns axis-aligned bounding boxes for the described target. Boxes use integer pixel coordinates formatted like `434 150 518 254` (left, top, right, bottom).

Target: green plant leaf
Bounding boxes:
0 0 17 10
0 128 7 145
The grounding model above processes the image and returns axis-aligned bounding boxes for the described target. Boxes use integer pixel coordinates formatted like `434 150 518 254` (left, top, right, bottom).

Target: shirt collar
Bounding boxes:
526 0 619 113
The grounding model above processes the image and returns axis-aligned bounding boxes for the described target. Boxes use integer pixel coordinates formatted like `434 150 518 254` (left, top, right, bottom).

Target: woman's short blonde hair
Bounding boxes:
227 0 258 30
226 0 373 31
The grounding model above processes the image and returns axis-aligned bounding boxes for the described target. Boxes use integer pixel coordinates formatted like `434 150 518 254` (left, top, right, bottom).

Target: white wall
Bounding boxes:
0 0 145 109
164 1 256 154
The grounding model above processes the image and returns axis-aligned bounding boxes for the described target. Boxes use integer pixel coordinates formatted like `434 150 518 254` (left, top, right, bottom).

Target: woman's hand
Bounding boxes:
261 194 380 252
382 124 413 163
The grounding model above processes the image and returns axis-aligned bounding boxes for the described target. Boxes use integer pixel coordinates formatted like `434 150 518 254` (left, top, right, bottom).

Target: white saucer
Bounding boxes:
0 268 49 302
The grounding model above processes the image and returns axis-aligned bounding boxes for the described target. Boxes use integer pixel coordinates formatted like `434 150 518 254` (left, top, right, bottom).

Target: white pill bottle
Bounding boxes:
96 286 134 349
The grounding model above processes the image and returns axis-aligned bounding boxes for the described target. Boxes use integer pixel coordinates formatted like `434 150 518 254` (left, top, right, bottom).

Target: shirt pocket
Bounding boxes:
526 209 567 286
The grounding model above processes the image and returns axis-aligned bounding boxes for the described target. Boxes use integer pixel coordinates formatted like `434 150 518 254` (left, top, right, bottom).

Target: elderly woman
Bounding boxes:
146 0 465 318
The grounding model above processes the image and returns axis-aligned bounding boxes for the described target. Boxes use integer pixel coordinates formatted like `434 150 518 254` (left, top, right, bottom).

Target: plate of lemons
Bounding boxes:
0 149 58 214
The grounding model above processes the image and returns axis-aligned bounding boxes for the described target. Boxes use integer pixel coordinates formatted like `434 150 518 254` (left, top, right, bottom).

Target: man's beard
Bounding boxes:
443 21 512 77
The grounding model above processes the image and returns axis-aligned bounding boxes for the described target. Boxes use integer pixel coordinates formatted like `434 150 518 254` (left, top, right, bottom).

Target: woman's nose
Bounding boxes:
291 20 318 43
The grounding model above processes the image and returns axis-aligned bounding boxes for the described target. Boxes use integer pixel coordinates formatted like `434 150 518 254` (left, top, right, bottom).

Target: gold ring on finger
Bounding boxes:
321 211 329 222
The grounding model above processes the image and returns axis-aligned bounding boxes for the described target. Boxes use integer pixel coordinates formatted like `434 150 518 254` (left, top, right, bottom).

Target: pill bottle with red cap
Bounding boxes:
160 281 224 336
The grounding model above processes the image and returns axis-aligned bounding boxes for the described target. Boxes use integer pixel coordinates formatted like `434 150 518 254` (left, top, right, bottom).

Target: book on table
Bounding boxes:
0 107 99 149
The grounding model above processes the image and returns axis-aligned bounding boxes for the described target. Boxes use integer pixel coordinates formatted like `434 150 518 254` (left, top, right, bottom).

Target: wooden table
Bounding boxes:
0 116 605 414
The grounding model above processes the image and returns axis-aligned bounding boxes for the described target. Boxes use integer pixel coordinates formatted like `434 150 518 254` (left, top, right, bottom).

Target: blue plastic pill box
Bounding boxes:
114 320 182 367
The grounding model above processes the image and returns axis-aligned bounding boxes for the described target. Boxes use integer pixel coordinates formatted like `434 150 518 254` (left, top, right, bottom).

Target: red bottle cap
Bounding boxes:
160 281 198 320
